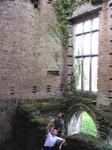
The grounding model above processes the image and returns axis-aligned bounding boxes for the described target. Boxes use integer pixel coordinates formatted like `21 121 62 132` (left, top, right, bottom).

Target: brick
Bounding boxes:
0 0 63 100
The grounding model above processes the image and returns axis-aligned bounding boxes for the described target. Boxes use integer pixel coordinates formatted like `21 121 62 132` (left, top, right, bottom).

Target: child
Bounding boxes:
43 119 65 150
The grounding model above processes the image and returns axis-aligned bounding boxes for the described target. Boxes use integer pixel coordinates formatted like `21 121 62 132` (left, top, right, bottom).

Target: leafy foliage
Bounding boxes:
65 133 112 150
50 0 91 48
82 112 97 137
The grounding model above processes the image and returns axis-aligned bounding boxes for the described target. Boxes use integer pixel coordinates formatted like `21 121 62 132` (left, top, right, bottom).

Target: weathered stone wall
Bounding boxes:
97 0 112 105
0 95 112 148
0 0 112 147
69 0 112 106
68 0 112 141
0 98 67 150
1 98 112 150
0 0 63 100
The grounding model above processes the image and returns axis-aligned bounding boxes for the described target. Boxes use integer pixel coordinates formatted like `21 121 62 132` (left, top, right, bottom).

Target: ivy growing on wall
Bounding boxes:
49 0 91 48
49 0 97 90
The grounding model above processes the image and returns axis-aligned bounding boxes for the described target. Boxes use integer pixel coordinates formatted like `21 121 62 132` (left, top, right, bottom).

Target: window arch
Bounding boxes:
68 111 97 137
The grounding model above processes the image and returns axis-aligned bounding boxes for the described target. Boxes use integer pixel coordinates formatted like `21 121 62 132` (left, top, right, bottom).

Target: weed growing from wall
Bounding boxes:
49 0 91 48
49 0 94 90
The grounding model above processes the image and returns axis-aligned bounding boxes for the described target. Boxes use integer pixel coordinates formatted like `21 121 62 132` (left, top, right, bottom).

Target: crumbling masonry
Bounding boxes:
0 0 112 146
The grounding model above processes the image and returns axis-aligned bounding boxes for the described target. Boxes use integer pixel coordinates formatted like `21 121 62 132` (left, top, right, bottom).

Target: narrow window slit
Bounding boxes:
34 3 38 9
108 91 112 92
109 3 112 7
47 85 51 92
60 84 63 92
68 64 73 67
67 74 72 76
48 0 52 4
67 55 73 57
47 70 59 76
108 97 112 99
32 86 37 93
10 87 15 95
30 0 40 9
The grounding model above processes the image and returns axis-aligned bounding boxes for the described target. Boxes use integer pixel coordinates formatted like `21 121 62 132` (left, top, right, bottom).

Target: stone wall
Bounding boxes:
68 0 112 141
0 94 112 148
69 0 112 106
97 0 112 105
1 98 112 150
0 0 112 147
0 0 63 100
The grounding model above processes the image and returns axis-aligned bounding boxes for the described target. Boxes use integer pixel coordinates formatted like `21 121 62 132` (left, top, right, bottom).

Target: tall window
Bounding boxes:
73 17 99 92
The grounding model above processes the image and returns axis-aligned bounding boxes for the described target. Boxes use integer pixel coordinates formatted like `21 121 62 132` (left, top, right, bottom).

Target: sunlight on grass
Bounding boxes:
82 112 97 137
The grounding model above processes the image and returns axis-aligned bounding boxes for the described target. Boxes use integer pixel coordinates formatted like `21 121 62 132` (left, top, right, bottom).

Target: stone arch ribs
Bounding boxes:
67 110 83 135
15 95 112 143
66 101 98 135
65 98 111 140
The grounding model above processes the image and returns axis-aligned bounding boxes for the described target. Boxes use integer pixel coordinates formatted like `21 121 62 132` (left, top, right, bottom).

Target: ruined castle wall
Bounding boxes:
70 0 112 106
0 0 63 100
68 0 112 140
97 0 112 105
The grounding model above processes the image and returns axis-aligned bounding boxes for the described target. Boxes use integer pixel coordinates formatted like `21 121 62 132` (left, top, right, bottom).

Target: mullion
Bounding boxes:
75 29 99 36
89 19 93 91
81 22 84 90
74 17 99 92
75 54 98 58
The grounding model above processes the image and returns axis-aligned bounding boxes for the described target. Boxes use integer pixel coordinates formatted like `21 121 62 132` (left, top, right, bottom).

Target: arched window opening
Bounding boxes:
68 111 97 137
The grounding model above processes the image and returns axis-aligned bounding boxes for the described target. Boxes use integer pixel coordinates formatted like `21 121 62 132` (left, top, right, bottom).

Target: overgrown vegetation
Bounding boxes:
50 0 91 48
49 0 94 90
82 112 97 137
65 133 112 150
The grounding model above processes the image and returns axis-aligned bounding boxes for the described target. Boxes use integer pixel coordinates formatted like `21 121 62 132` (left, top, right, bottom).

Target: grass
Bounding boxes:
82 112 97 137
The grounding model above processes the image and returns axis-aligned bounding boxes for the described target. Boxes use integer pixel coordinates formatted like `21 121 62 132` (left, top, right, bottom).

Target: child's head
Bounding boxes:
57 112 64 118
51 129 58 136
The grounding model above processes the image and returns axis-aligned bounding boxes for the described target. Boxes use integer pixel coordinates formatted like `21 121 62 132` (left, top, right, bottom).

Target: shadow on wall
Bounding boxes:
0 101 47 150
0 106 16 148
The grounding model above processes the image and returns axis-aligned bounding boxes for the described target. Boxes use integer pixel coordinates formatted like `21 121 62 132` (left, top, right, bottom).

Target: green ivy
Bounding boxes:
50 0 91 48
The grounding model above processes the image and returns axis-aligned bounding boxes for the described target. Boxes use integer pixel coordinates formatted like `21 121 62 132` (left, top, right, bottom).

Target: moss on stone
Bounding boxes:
65 133 112 150
18 101 39 112
30 115 48 125
10 101 49 150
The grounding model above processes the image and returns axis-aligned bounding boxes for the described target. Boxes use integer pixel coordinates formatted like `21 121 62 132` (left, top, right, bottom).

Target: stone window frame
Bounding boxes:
68 110 97 136
73 14 99 92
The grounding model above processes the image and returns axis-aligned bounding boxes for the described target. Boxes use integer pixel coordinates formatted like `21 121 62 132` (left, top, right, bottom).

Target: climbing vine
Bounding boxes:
49 0 91 48
49 0 97 90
